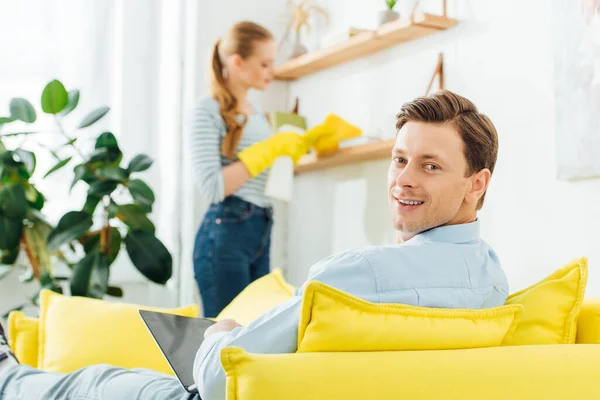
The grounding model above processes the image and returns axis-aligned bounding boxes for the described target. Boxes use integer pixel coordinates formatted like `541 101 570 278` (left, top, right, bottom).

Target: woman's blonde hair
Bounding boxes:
211 21 273 160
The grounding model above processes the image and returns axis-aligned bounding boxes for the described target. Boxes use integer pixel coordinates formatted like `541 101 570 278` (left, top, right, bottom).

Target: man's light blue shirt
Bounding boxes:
193 220 509 400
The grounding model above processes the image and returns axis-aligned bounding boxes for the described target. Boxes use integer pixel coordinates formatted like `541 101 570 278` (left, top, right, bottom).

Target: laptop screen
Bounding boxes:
139 310 216 392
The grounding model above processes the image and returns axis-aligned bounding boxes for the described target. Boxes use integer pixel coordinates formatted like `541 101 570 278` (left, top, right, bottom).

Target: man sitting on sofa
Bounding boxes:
0 90 508 400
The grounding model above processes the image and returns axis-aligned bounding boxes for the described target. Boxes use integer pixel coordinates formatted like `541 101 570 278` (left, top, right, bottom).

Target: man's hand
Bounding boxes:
204 319 242 338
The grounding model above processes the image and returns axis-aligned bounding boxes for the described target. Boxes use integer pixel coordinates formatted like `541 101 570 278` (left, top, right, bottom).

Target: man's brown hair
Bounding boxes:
395 90 499 210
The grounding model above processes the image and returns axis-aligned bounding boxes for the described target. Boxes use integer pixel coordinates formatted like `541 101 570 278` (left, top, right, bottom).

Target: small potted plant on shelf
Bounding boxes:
379 0 400 25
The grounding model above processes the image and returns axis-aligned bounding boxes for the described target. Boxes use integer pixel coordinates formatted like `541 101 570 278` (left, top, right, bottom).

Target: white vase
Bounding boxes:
379 9 400 26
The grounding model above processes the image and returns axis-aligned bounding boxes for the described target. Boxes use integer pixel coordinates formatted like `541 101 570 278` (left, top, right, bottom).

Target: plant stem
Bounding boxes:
20 234 41 280
100 196 111 255
54 116 84 158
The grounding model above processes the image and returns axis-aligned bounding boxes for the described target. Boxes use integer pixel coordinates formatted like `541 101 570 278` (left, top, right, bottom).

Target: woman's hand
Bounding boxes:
237 132 309 177
204 319 243 338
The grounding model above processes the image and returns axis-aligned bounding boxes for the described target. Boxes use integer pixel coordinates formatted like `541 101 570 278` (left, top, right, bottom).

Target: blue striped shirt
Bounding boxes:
189 97 273 208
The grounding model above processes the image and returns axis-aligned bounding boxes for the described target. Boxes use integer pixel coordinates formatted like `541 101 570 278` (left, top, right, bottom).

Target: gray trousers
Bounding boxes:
0 364 199 400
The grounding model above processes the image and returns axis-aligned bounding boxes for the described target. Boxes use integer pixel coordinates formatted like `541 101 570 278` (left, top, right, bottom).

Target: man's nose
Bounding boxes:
396 163 418 188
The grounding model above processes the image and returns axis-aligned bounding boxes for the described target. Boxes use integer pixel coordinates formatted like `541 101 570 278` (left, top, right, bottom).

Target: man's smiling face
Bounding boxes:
388 121 485 242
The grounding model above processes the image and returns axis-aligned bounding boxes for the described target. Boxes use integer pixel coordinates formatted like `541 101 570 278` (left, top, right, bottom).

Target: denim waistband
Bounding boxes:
208 196 273 217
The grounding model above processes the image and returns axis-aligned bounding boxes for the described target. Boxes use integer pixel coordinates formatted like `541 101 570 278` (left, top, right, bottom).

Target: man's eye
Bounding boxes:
394 157 406 164
425 164 439 170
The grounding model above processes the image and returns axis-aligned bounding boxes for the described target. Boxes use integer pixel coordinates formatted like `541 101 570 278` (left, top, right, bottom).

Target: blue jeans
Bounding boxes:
193 196 273 318
0 364 196 400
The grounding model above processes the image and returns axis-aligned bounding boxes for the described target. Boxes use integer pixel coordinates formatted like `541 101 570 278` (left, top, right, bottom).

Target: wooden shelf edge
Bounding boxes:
294 139 395 175
275 13 457 81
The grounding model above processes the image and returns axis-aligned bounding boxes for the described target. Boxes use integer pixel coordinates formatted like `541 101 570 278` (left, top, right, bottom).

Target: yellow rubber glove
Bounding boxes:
303 124 336 147
311 114 363 155
238 132 308 177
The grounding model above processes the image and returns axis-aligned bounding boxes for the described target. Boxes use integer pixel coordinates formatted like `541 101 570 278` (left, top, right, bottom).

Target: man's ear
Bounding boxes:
467 168 491 205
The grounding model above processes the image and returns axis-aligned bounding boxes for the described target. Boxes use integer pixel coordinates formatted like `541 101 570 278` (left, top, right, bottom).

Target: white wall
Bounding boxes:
282 0 600 296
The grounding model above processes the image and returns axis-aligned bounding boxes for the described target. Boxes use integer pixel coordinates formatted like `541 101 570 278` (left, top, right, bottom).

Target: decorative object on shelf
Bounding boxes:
380 0 400 26
279 0 330 59
425 53 445 95
0 79 173 312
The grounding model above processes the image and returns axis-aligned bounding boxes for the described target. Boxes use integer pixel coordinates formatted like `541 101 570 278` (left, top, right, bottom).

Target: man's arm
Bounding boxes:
193 251 377 400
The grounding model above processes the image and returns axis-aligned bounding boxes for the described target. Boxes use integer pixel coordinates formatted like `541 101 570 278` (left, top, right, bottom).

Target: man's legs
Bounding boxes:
0 364 195 400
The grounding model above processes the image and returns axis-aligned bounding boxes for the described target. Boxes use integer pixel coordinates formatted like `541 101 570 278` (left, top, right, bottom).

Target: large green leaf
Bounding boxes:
23 221 52 274
127 154 153 173
82 194 102 215
107 227 121 264
88 180 118 197
10 98 37 123
0 117 15 126
71 164 94 190
95 132 118 149
70 249 96 296
60 90 80 116
44 157 72 178
0 246 20 265
106 286 123 297
1 152 30 184
127 179 154 212
115 204 155 234
87 147 122 168
125 230 172 284
87 252 110 298
0 185 27 219
41 80 68 114
96 167 128 182
81 231 100 254
47 211 93 250
15 149 36 175
0 214 23 250
25 184 45 211
78 106 110 129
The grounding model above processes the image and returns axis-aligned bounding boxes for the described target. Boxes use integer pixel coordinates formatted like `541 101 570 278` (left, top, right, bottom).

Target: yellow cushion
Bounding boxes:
576 297 600 344
38 289 199 374
504 257 588 345
7 311 39 368
221 345 600 400
297 281 523 352
216 268 295 325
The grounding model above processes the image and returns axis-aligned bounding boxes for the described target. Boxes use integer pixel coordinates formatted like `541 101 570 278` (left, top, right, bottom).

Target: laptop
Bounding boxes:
139 309 216 394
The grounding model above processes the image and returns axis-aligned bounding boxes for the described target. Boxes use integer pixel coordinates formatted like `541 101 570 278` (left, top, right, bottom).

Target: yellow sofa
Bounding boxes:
8 264 600 399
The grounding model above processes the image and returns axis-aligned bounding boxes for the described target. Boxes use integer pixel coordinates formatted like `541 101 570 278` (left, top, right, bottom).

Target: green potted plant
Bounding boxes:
379 0 400 25
0 98 60 297
0 79 172 307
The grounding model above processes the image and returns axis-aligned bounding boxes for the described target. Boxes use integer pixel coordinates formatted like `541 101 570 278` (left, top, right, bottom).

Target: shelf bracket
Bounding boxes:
425 53 444 96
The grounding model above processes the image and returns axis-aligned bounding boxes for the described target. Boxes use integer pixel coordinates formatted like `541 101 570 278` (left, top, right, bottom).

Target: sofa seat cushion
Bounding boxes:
221 344 600 400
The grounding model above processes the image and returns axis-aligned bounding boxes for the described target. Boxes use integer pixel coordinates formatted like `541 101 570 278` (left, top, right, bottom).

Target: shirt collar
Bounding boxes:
413 220 480 244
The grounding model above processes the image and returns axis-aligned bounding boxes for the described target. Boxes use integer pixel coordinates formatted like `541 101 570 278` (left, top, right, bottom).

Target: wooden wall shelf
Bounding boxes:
275 13 457 81
295 139 395 175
